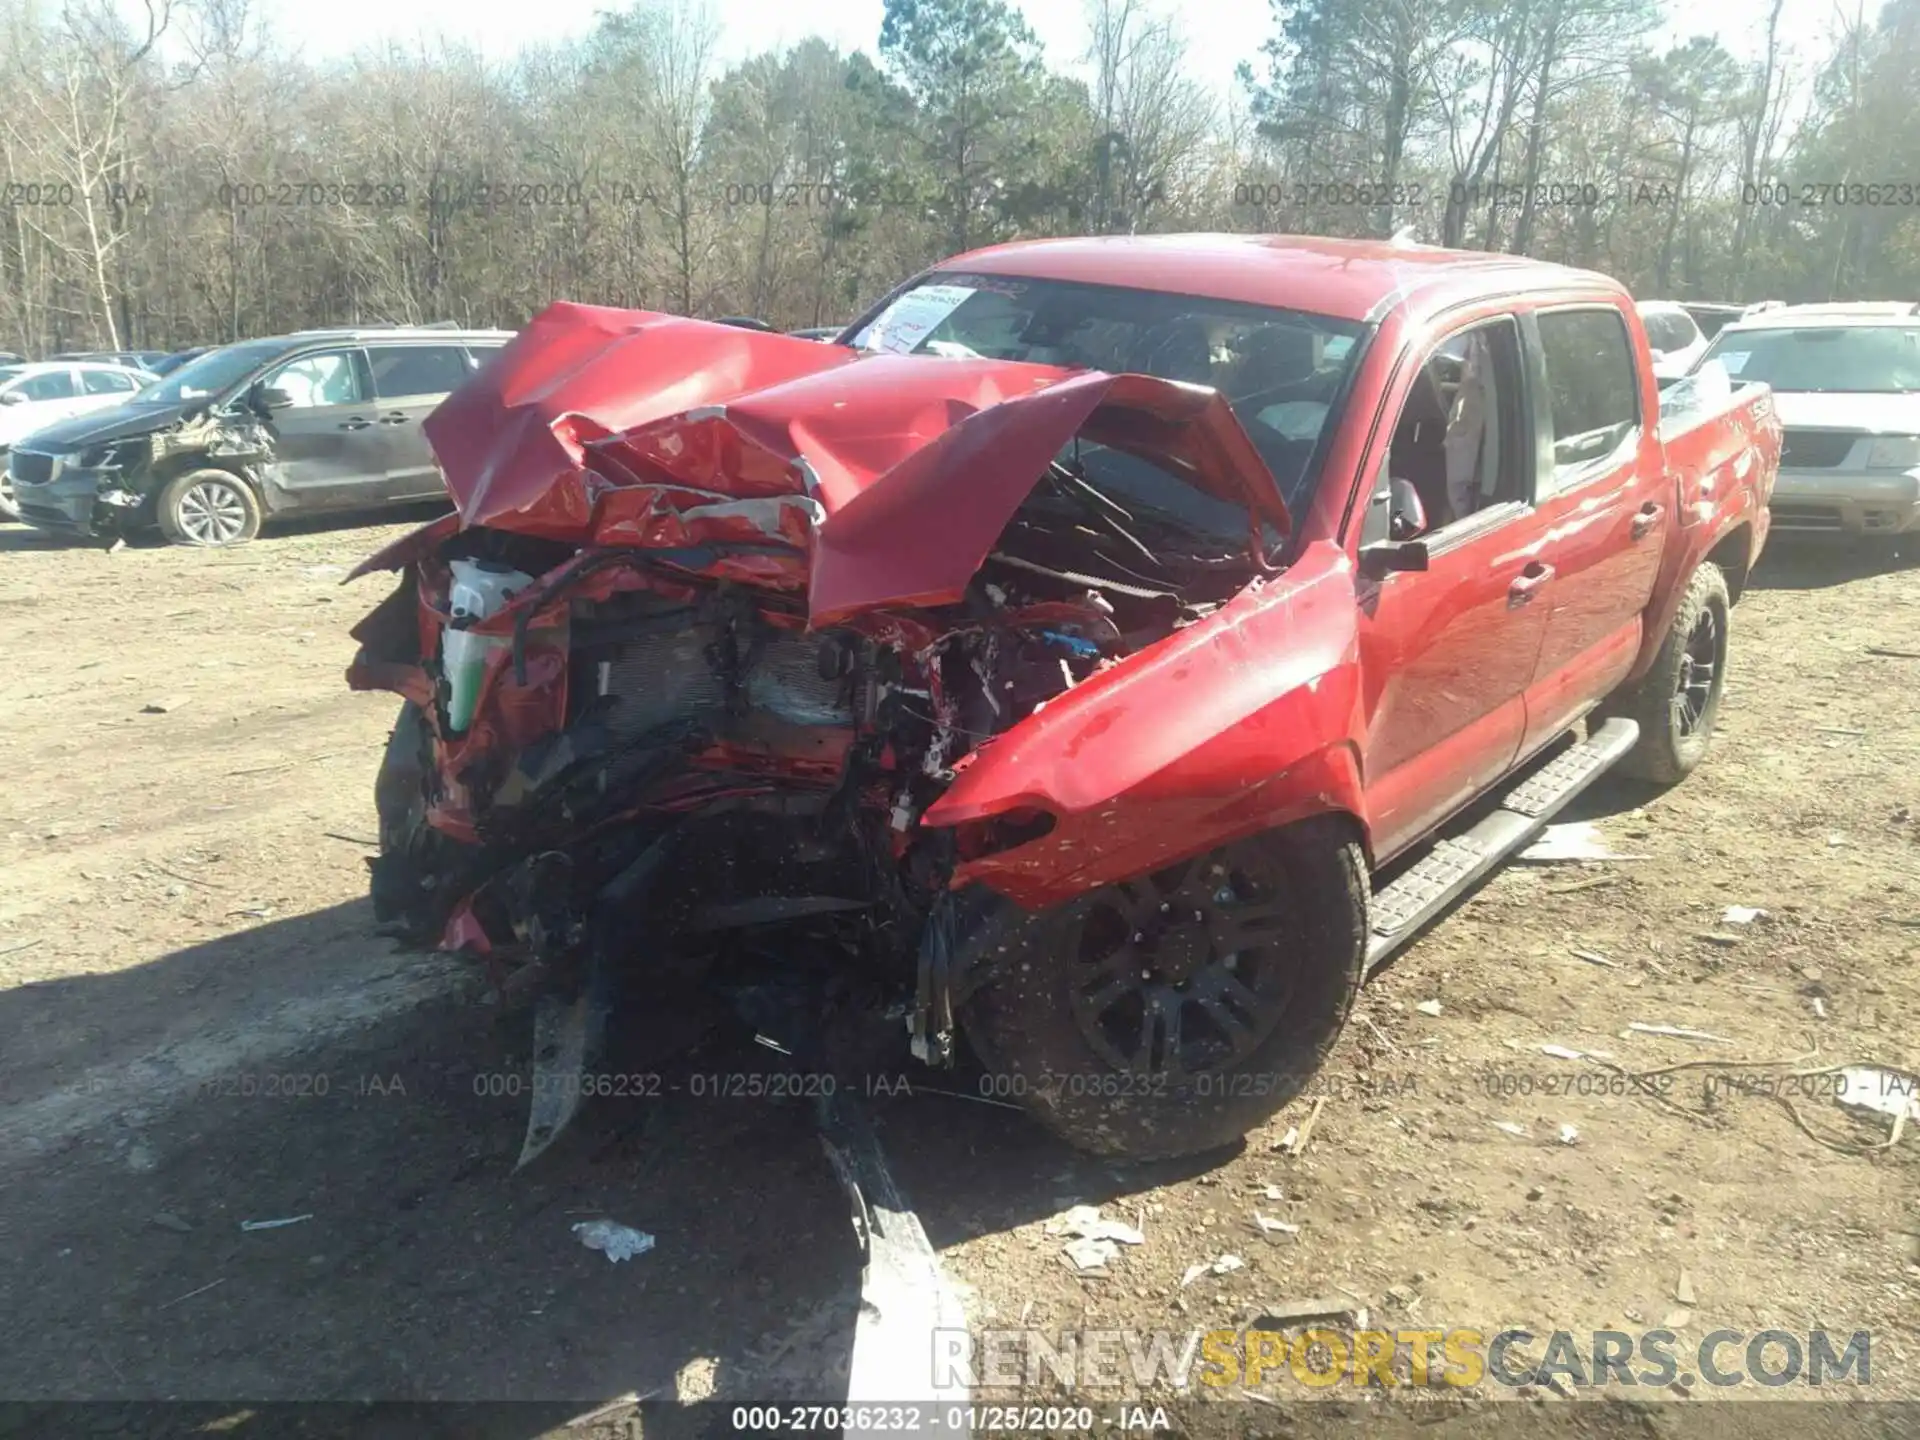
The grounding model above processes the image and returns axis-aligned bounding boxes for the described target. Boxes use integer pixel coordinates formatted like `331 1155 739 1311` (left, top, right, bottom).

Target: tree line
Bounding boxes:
2 0 1917 355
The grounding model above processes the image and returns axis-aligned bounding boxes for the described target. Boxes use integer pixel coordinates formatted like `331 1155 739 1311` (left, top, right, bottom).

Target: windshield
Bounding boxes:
142 340 289 406
1697 325 1920 393
848 274 1368 527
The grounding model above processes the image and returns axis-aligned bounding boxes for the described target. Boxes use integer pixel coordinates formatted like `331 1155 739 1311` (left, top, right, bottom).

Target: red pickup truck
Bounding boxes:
346 235 1779 1164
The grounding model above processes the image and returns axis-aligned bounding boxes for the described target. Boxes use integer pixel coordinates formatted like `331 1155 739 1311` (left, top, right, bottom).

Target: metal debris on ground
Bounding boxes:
572 1219 655 1262
140 696 189 714
1675 1269 1697 1305
1252 1298 1357 1328
1180 1254 1246 1287
1540 1044 1588 1061
1569 948 1620 968
1491 1120 1531 1138
1253 1212 1300 1236
1558 1124 1580 1146
1415 999 1443 1017
150 1212 192 1233
239 1213 313 1232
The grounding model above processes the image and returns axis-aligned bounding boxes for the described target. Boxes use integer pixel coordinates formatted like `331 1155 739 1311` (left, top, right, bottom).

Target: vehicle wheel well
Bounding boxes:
1706 525 1751 604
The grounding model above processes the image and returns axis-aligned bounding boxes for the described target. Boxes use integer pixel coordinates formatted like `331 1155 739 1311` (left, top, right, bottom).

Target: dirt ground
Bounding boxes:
0 511 1916 1437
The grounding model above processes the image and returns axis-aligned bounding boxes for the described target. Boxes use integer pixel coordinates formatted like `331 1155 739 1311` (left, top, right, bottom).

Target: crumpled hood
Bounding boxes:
5 399 181 452
389 301 1287 621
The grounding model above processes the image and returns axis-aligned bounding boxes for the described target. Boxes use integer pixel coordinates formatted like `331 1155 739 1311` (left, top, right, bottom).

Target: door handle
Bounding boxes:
338 417 371 430
1631 502 1664 539
1508 561 1555 607
378 411 409 425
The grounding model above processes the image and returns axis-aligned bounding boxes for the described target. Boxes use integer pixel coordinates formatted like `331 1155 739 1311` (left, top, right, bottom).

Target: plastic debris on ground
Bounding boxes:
573 1219 656 1263
1046 1204 1143 1272
1181 1254 1246 1287
1720 905 1768 925
1517 822 1645 863
1415 999 1444 1017
239 1213 313 1231
1491 1120 1531 1138
1253 1212 1300 1236
1836 1067 1920 1125
1558 1123 1580 1146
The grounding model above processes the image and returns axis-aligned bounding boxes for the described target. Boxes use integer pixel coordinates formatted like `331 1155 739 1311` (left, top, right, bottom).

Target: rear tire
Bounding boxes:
0 451 17 521
157 468 261 546
957 817 1369 1160
1603 561 1730 785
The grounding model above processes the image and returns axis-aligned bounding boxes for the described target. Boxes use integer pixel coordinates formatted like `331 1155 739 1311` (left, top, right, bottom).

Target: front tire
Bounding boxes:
957 817 1369 1160
0 451 17 521
157 468 262 546
1603 561 1730 785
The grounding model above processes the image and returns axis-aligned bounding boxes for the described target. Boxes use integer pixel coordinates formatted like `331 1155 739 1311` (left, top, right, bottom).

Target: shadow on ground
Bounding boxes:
1748 534 1918 592
0 899 1208 1435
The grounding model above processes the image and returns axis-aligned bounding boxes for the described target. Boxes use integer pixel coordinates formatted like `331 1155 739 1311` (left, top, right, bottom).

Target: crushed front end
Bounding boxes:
345 302 1288 1163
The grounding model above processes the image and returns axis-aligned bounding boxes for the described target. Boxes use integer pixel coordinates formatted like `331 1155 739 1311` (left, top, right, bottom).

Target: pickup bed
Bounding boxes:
345 234 1779 1164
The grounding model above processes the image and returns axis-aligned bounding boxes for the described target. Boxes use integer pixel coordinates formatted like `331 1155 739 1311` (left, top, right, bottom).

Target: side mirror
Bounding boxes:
249 380 293 412
1387 478 1428 541
0 391 23 406
1359 537 1430 578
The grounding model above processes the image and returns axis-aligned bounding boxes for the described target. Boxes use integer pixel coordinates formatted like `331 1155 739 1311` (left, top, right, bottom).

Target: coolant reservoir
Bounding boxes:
443 558 534 733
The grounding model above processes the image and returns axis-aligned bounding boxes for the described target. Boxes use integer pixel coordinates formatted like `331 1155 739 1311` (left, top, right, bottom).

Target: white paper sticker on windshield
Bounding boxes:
859 284 976 355
1716 350 1749 376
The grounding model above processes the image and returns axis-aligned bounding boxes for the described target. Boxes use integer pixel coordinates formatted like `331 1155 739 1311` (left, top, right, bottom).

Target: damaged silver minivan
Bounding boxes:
7 325 512 545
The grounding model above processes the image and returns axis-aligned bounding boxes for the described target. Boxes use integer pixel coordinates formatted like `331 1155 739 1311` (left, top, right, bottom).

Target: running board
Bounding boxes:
1364 717 1640 973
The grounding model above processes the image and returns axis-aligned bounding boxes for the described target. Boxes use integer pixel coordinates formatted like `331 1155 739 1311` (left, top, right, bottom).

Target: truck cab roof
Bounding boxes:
937 233 1622 327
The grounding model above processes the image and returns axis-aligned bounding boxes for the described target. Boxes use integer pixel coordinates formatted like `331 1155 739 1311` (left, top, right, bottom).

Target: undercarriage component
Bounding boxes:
817 1092 970 1434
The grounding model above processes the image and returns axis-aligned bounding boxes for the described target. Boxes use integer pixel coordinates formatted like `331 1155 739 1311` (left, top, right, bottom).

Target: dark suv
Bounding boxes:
9 326 513 545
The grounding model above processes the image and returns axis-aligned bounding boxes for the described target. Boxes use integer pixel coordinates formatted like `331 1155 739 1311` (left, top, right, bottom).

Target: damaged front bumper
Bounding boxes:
345 301 1303 1162
7 452 144 537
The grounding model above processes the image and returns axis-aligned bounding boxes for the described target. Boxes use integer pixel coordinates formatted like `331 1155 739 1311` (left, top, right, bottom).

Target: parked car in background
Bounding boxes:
8 325 512 544
1680 302 1746 340
148 346 213 377
52 349 169 372
1637 300 1710 384
0 361 157 520
0 351 24 366
346 236 1777 1166
1688 301 1920 539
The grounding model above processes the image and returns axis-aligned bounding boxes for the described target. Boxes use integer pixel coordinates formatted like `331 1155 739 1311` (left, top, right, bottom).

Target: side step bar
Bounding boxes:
1364 717 1640 973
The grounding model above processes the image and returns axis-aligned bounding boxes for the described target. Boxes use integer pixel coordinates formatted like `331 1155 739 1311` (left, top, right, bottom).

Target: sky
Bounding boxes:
262 0 1848 102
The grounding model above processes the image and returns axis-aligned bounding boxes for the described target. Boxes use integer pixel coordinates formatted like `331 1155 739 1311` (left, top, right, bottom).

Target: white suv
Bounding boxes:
0 361 153 519
1688 302 1920 539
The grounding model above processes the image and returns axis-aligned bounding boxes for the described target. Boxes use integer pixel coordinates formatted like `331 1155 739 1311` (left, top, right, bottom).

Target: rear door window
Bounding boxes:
81 368 139 395
16 370 78 401
1536 308 1641 484
366 345 472 399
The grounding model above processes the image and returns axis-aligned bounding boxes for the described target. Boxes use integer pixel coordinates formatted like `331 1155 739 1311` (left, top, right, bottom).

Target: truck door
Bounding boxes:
1516 304 1672 758
1353 312 1552 862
